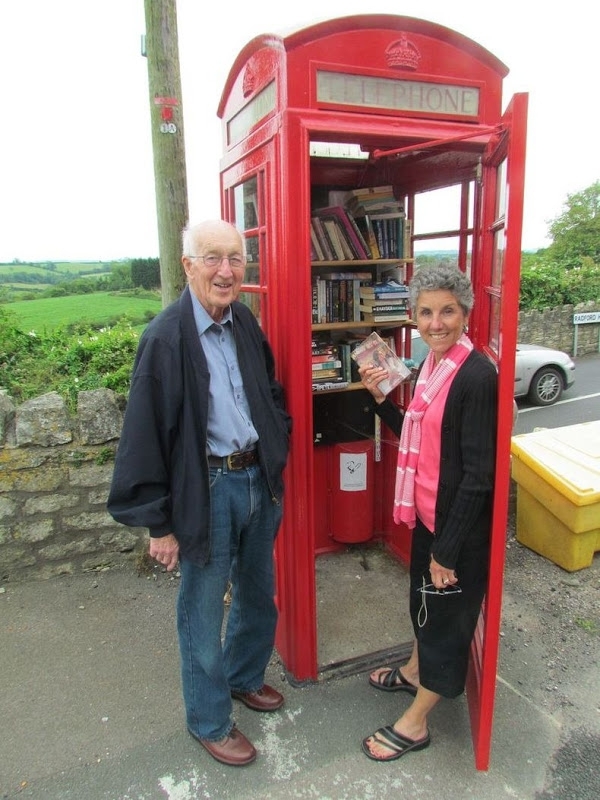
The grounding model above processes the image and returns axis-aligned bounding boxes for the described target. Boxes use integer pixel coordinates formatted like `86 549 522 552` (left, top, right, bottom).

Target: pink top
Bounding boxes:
414 376 454 533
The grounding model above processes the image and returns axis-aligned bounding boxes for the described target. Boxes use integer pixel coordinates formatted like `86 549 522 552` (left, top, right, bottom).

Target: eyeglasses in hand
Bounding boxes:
417 582 462 595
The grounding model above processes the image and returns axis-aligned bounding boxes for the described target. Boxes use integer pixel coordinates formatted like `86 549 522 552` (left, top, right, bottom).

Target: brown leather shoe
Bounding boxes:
231 684 285 712
190 726 256 766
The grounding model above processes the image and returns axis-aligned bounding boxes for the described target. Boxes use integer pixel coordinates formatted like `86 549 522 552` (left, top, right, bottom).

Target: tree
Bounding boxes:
131 258 161 289
547 180 600 266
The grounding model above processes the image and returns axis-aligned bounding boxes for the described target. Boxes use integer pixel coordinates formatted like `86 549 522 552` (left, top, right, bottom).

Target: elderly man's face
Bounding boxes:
182 223 246 322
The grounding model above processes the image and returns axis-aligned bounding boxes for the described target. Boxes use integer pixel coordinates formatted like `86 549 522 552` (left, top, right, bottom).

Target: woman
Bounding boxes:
359 265 498 762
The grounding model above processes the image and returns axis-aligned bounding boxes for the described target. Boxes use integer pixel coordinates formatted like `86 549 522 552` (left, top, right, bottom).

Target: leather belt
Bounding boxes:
207 450 258 471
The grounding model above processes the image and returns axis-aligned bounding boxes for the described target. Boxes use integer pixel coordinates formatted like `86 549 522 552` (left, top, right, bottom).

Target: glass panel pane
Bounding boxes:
495 159 507 220
238 291 262 326
234 176 259 232
414 236 460 265
488 292 500 353
491 228 505 287
414 185 461 235
244 235 260 285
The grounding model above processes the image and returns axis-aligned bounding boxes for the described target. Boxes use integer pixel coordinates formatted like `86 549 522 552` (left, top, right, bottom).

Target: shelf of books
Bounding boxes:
310 186 414 394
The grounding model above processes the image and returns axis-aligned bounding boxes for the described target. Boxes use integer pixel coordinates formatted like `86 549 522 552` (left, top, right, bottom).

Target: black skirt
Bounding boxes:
409 518 490 698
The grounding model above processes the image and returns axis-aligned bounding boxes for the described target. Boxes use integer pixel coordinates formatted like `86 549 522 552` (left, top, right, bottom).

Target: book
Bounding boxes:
345 184 394 199
322 218 346 260
350 331 411 395
359 279 409 299
359 311 410 323
368 212 405 258
344 186 398 215
319 271 371 280
352 214 381 259
312 366 343 379
311 217 335 260
310 223 325 261
358 301 409 313
311 360 342 371
313 206 370 259
312 379 349 392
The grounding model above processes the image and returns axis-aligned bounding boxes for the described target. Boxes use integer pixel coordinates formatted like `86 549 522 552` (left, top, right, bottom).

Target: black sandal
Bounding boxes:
362 726 431 762
368 666 418 696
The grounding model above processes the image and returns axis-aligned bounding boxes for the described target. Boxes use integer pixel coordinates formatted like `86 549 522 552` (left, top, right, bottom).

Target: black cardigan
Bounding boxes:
107 286 292 566
375 349 498 569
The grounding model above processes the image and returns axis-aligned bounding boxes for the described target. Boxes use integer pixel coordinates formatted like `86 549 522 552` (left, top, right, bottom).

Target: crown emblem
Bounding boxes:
242 64 256 98
385 35 421 71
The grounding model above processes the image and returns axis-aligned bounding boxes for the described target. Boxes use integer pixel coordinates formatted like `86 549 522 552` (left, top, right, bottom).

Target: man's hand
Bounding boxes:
149 533 179 572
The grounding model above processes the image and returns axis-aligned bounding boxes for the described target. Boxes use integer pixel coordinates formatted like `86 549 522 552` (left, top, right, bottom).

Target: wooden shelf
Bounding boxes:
311 259 412 267
312 320 412 332
312 381 367 395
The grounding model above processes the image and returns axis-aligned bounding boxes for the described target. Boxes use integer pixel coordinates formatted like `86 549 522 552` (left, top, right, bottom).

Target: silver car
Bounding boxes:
408 334 576 406
514 343 576 406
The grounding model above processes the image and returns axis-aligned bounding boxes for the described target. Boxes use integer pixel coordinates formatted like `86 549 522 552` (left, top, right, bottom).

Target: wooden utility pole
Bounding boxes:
143 0 188 307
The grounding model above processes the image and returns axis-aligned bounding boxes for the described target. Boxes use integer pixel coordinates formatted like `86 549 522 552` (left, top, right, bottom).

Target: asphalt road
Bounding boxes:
513 352 600 435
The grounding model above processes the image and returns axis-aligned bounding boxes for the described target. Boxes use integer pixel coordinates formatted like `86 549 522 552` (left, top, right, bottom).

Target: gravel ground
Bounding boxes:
501 488 600 799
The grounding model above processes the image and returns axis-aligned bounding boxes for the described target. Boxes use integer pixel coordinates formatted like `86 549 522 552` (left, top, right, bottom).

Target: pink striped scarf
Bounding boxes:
393 333 473 528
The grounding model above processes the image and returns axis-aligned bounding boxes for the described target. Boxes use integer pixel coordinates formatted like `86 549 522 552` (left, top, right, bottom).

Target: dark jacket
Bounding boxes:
107 286 292 566
375 349 498 569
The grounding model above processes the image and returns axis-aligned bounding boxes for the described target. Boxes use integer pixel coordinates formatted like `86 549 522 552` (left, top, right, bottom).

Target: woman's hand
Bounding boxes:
358 364 388 404
429 555 457 590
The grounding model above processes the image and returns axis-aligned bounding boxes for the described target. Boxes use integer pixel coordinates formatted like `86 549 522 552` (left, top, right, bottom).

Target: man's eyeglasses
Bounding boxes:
189 254 246 269
417 582 462 595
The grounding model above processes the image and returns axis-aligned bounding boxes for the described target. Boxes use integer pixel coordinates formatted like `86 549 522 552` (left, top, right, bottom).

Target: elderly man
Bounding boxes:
108 220 292 766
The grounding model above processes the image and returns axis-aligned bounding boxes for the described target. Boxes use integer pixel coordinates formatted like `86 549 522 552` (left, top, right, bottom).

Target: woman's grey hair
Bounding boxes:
409 264 474 315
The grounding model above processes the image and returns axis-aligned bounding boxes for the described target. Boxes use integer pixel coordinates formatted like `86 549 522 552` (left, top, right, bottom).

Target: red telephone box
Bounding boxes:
216 15 527 770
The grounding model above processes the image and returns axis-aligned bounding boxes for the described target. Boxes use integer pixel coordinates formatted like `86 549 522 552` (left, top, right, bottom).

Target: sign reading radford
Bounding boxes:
573 311 600 325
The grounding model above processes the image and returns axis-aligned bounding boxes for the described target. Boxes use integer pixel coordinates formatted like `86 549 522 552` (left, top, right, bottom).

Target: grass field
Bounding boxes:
4 291 162 332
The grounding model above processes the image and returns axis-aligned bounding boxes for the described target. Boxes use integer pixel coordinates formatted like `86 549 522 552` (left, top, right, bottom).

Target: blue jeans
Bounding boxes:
177 463 282 741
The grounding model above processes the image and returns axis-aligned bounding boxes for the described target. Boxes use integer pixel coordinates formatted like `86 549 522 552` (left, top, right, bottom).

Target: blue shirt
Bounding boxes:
189 293 259 456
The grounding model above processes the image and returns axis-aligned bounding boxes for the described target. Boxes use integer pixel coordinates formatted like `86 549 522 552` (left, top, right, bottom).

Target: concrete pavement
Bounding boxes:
1 535 599 800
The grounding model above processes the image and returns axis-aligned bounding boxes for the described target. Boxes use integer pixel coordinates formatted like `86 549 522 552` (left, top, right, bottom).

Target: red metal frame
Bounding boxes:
217 15 528 767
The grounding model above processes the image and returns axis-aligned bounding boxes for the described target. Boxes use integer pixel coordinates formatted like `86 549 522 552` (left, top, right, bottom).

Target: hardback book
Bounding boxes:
352 214 381 259
359 279 409 299
312 379 349 392
311 367 343 379
322 219 346 260
344 185 398 215
312 352 340 363
310 223 325 261
311 359 342 371
368 213 405 258
350 331 411 395
313 206 370 259
359 300 409 313
360 311 410 323
311 217 335 260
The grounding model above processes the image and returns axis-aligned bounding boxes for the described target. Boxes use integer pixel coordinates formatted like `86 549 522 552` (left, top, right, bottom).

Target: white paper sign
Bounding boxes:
340 452 367 492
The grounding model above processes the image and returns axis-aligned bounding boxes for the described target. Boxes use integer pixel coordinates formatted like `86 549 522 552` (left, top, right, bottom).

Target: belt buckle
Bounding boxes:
227 452 241 470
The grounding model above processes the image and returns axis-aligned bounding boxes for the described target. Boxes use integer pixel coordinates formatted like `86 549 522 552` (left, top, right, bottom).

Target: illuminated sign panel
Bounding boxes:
228 81 276 146
317 71 480 118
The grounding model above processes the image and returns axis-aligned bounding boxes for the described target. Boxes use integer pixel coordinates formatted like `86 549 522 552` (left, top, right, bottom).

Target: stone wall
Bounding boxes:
0 389 145 583
1 301 598 583
518 300 600 356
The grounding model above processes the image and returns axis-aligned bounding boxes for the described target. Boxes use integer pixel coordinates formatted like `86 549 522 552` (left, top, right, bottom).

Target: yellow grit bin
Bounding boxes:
510 420 600 572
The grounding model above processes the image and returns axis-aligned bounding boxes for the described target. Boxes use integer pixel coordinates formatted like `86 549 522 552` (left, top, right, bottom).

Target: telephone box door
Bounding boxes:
467 92 528 770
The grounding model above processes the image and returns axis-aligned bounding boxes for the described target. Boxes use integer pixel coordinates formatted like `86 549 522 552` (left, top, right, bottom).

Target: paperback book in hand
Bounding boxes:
350 331 412 396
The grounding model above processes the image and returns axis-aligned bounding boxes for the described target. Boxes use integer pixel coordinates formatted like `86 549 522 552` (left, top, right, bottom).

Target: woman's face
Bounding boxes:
415 289 469 362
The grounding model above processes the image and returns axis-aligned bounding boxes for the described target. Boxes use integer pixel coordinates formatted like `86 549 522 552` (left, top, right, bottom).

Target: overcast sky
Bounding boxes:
1 0 598 262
